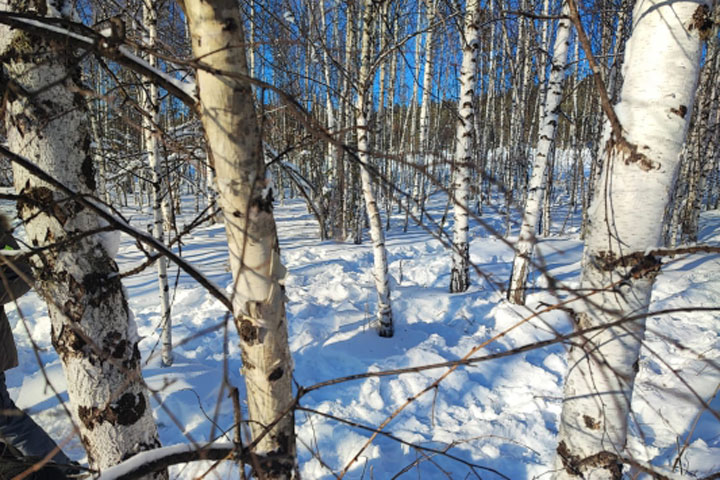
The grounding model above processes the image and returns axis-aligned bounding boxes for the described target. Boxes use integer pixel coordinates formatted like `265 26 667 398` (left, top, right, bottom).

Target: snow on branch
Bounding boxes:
96 442 234 480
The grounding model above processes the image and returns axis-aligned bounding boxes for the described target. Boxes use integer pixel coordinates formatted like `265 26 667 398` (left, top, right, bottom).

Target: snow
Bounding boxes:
3 194 719 479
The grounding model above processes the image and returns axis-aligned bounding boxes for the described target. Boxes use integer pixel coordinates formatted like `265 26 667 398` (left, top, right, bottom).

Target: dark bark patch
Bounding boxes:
17 186 64 223
63 298 85 322
583 414 601 430
268 366 283 382
81 153 97 192
609 138 658 171
557 440 582 476
238 319 257 345
61 274 86 321
103 330 128 360
250 190 274 214
83 271 122 307
253 430 294 478
594 251 661 279
80 435 94 465
43 227 55 244
689 4 713 40
670 105 687 118
127 343 141 370
2 30 40 63
78 393 146 431
113 392 147 426
222 17 238 32
557 440 623 478
78 405 97 431
55 323 87 356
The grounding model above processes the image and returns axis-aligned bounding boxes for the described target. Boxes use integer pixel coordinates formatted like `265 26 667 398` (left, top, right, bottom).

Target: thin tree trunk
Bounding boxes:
685 16 719 241
450 0 481 294
357 0 394 337
555 1 707 477
415 0 436 220
183 1 296 477
341 0 357 239
141 0 173 368
507 1 571 305
320 0 343 242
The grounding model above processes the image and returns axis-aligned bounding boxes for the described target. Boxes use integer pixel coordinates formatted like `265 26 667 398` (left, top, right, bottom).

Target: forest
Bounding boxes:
0 0 719 479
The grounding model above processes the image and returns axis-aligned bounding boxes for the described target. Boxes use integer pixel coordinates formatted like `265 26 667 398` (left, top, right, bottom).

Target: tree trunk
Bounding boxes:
357 0 394 337
507 1 571 305
183 1 296 477
0 2 165 476
141 0 173 368
555 1 707 477
450 0 481 294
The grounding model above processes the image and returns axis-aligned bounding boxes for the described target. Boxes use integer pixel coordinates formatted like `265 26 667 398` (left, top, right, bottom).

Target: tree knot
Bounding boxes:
557 441 623 478
593 251 662 280
689 4 714 40
606 136 659 171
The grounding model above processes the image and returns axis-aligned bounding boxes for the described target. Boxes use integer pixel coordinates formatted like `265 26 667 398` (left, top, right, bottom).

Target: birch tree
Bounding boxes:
356 0 394 337
507 1 572 305
141 0 173 367
0 1 165 476
450 0 481 293
416 0 436 215
182 0 297 476
411 0 436 218
555 0 709 477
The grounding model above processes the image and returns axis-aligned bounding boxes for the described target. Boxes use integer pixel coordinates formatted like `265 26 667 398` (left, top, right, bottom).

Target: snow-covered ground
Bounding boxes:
5 193 720 479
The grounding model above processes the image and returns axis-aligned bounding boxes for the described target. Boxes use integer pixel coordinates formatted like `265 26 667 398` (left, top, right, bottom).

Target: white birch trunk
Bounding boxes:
0 2 165 476
480 21 496 171
184 1 296 476
414 0 436 218
357 0 393 337
507 2 571 305
141 0 173 368
555 1 707 477
450 0 481 294
248 0 256 78
206 158 218 223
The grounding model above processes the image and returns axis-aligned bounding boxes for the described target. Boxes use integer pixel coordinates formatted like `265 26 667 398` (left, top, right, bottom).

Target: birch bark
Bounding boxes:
141 0 173 367
555 1 708 477
450 0 481 293
685 14 719 241
357 0 394 337
414 0 436 219
183 0 296 476
507 1 571 305
0 1 165 476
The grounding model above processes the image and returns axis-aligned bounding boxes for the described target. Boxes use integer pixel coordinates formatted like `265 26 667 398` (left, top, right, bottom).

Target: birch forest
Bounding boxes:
0 0 719 479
